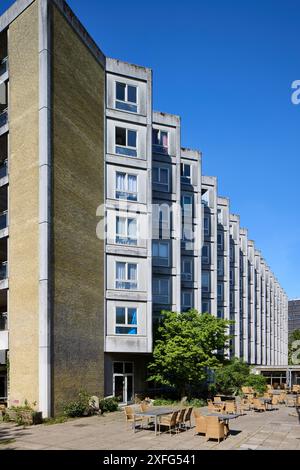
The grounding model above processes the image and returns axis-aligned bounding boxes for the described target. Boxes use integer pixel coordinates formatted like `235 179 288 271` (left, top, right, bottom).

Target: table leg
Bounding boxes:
133 414 136 433
155 415 158 436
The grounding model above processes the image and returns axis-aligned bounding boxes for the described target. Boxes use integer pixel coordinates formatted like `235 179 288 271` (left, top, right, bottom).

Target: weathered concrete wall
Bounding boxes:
51 4 105 414
8 1 40 407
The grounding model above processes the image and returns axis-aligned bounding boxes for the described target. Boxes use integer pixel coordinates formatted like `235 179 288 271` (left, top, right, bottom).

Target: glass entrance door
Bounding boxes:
113 362 134 404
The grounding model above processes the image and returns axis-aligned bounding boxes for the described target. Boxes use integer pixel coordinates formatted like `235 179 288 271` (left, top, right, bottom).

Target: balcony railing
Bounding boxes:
0 159 7 179
0 312 7 331
0 108 8 128
0 57 8 77
0 261 7 280
0 211 7 230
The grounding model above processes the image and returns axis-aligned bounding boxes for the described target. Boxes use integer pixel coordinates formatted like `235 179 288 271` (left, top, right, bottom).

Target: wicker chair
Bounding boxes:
194 413 207 436
225 401 237 414
158 410 179 435
205 416 226 443
183 406 193 429
278 393 287 404
124 406 145 429
176 408 186 430
286 396 295 407
140 401 149 412
253 398 266 412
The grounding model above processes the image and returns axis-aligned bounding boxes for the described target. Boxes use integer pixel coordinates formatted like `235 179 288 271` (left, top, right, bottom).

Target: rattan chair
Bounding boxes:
124 406 145 429
158 410 179 435
194 413 207 436
183 406 193 429
176 408 186 430
205 416 226 443
225 401 237 414
253 398 266 412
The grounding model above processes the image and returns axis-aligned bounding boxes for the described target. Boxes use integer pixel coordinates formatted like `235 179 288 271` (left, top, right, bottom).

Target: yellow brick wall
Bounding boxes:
51 5 105 414
8 1 39 407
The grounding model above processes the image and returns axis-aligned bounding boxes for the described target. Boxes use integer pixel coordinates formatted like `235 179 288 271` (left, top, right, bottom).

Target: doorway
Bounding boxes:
113 361 134 404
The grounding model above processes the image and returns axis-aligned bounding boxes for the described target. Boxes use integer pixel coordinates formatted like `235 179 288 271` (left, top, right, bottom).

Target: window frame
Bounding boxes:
181 258 193 281
116 216 138 246
115 306 138 335
153 277 170 304
181 162 192 184
202 243 210 264
115 81 138 113
152 166 169 191
152 240 170 267
202 271 210 293
182 291 193 310
152 128 169 154
115 171 138 202
204 215 210 237
115 262 138 290
115 126 138 157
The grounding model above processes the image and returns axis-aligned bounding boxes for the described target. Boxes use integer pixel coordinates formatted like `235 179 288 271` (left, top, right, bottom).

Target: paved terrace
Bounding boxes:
0 405 300 450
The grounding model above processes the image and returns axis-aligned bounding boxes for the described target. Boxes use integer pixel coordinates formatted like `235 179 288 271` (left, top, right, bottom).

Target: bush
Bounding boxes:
63 391 91 418
153 398 176 406
244 374 267 395
99 397 119 414
186 398 206 408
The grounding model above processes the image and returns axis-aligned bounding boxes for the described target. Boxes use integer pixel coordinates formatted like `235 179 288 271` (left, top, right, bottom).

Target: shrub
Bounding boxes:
63 390 91 418
244 374 267 395
186 398 206 408
99 397 119 414
152 398 176 406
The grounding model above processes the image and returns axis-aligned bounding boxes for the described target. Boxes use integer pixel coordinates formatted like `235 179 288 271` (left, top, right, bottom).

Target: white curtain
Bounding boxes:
128 264 137 281
116 262 125 280
116 172 125 191
128 174 137 193
128 219 137 238
116 217 126 236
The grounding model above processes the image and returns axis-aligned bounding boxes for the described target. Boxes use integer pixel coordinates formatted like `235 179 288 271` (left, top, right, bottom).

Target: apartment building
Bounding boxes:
0 0 289 416
288 299 300 336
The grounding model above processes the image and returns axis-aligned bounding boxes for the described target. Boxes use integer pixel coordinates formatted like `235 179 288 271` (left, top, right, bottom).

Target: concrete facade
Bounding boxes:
288 299 300 336
0 0 289 414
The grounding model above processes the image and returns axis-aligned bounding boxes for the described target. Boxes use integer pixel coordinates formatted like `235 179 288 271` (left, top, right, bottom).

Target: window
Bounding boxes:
217 208 223 224
217 283 223 302
230 269 234 287
115 127 137 157
152 129 168 154
153 278 170 304
217 257 224 277
202 243 210 264
116 217 137 246
181 194 193 217
217 308 224 319
116 172 137 201
116 262 137 290
181 163 191 183
115 307 137 335
202 191 209 206
153 241 169 266
153 167 169 191
182 259 193 281
182 291 193 310
202 271 210 292
202 301 210 313
115 82 138 113
217 232 224 251
204 216 210 237
230 243 234 262
230 291 234 310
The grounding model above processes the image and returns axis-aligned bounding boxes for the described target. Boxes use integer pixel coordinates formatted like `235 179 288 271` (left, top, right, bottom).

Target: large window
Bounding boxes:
217 257 224 277
182 291 193 311
181 194 193 217
202 271 210 293
153 278 170 304
217 308 224 319
202 243 210 264
217 232 224 251
115 307 137 335
152 129 168 154
116 217 137 246
116 172 137 201
153 241 169 267
115 127 137 157
116 82 138 113
217 283 223 302
204 215 210 237
181 163 192 184
230 268 234 287
202 301 210 313
116 262 137 290
182 259 193 281
153 167 169 191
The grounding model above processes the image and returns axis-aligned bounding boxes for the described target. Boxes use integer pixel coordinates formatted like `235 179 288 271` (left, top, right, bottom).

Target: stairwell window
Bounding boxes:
116 172 137 201
115 127 137 157
202 243 210 264
202 271 210 293
116 262 137 290
181 163 192 184
153 167 169 191
182 291 193 311
153 278 170 304
182 259 193 281
153 241 169 267
116 82 138 113
116 217 137 246
115 307 138 335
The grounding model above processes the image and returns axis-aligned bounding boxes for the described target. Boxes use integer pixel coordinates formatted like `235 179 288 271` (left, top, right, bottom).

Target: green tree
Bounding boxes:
147 310 230 397
289 329 300 365
214 358 250 395
244 374 267 395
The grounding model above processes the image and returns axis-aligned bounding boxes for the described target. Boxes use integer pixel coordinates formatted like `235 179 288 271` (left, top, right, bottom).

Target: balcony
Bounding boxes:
0 57 8 78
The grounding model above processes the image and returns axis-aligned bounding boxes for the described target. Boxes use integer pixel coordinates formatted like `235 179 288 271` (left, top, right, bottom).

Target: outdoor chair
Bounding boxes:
214 396 222 403
286 397 295 407
278 393 286 405
124 406 146 429
140 401 150 412
238 398 251 414
225 401 237 414
158 410 179 435
183 406 193 429
176 408 186 431
253 399 266 412
194 414 207 436
205 416 226 443
296 396 300 407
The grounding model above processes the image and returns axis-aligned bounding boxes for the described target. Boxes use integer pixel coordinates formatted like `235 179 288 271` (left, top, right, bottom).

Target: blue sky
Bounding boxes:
1 0 300 298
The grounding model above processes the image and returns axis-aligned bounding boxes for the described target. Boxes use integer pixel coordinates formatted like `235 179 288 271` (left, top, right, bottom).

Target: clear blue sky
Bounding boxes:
1 0 300 298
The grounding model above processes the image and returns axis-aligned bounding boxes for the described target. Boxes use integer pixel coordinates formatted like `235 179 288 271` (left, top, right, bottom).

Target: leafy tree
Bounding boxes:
214 358 250 395
289 329 300 365
147 310 230 397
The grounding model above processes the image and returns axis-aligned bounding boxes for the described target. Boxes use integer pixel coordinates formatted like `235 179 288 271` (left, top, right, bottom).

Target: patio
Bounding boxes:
0 404 300 450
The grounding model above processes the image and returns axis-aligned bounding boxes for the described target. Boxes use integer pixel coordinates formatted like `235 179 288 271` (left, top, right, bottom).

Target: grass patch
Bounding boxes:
43 416 70 426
